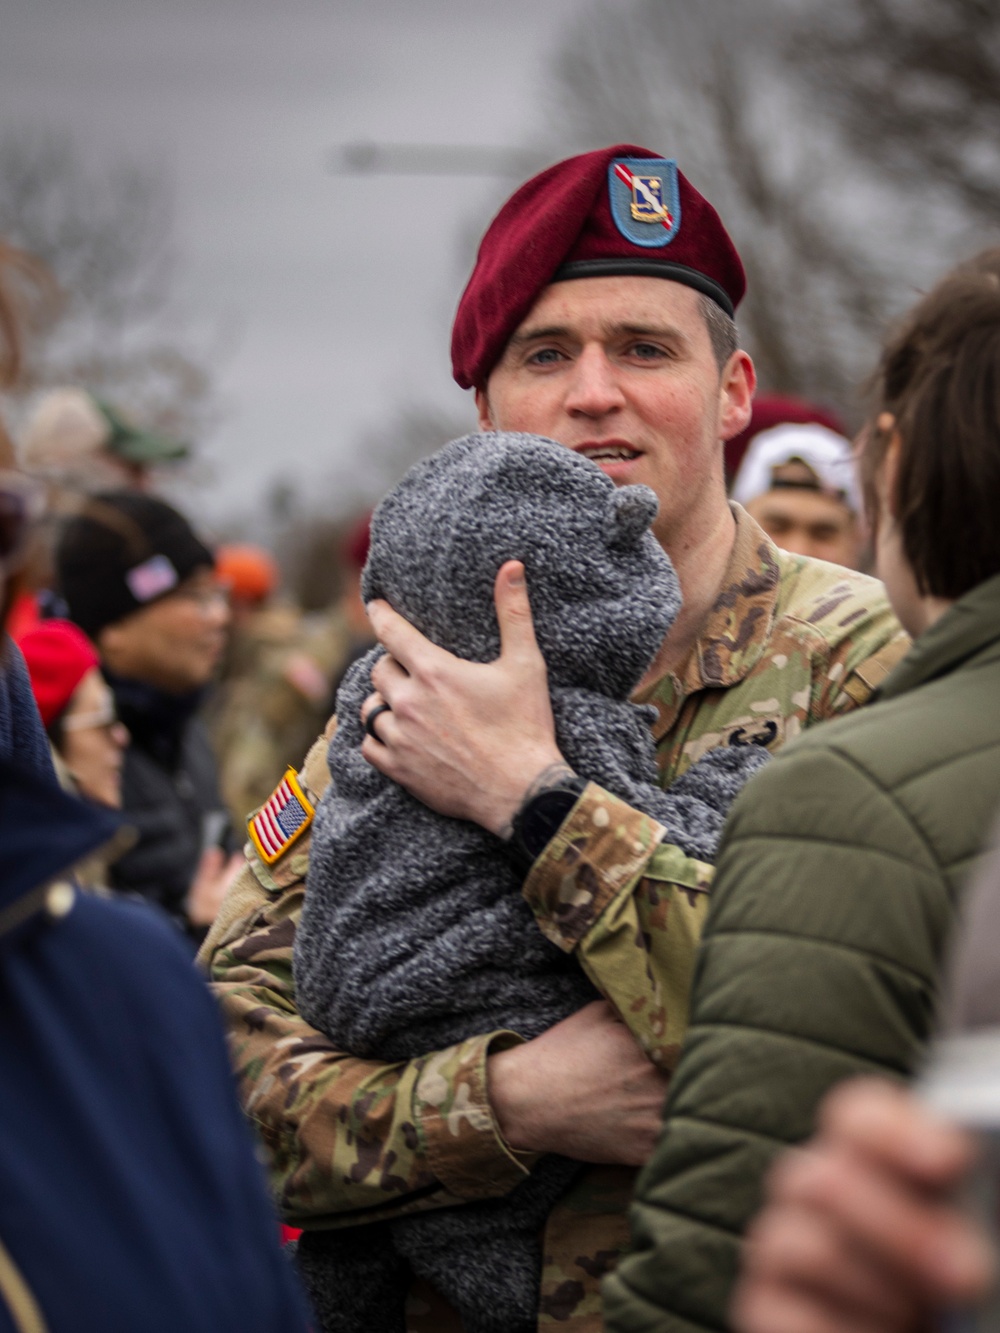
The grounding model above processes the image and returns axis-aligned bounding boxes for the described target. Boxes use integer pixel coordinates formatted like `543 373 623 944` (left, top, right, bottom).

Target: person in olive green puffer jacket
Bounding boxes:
604 247 1000 1333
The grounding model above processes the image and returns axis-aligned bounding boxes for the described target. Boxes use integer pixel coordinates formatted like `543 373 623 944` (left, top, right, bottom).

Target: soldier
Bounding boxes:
206 541 370 828
730 421 865 569
204 144 908 1331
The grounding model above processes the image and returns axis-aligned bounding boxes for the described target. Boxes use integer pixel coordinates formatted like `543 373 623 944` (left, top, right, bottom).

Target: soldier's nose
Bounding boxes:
565 347 626 418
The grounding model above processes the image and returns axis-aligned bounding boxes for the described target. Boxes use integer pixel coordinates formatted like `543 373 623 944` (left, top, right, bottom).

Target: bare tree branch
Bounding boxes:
800 0 1000 220
0 129 214 443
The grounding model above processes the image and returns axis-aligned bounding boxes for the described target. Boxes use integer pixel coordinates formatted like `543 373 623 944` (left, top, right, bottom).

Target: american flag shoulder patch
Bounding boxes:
247 767 315 865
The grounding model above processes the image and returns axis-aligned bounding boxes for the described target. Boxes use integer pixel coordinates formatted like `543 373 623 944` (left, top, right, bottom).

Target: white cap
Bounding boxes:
731 422 861 515
20 388 112 471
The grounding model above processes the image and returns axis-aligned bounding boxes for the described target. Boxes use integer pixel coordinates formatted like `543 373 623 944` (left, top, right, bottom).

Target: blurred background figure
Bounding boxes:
326 509 376 705
19 618 130 891
9 387 191 639
731 421 865 569
732 1077 995 1333
207 539 347 828
56 491 239 942
19 617 128 806
20 385 189 493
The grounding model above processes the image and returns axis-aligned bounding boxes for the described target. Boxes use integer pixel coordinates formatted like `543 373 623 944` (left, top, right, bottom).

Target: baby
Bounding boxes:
294 433 768 1333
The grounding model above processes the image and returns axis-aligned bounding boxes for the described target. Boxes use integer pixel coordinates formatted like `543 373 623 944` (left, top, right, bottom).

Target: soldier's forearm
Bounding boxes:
522 783 713 1068
209 879 533 1225
218 981 532 1223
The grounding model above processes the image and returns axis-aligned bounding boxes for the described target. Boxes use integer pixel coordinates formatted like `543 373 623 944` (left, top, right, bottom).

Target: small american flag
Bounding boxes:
247 768 315 865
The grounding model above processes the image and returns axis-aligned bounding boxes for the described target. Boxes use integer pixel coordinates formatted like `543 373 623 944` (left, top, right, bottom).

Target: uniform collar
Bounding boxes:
636 505 781 732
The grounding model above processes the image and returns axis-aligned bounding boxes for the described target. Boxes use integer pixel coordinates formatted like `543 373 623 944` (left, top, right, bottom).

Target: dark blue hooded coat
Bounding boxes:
0 754 310 1332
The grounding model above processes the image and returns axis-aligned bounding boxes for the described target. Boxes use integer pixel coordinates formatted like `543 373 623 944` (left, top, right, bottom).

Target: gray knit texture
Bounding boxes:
294 433 769 1332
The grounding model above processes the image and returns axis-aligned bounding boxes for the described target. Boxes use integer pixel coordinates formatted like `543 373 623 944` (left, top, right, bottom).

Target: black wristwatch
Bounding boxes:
507 772 588 874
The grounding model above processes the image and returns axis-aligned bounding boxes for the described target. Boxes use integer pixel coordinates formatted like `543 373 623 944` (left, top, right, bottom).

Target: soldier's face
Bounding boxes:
477 275 754 551
745 489 863 570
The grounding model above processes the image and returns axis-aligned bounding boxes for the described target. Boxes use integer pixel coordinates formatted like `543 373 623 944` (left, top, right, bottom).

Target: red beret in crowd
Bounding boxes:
451 143 746 391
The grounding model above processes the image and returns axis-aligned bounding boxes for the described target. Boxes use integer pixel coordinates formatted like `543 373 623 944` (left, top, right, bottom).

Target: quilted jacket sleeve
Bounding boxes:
602 740 955 1333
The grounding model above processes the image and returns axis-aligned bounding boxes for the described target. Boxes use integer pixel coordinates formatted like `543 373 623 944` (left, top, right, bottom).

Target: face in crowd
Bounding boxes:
451 145 752 555
98 566 230 695
744 480 862 569
57 668 129 807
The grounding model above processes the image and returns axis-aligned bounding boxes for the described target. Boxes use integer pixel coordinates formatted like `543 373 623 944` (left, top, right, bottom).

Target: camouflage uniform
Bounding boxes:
205 604 354 828
203 507 908 1332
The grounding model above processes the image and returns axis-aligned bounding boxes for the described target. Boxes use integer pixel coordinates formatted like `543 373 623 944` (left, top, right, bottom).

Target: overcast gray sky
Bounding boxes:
1 0 587 532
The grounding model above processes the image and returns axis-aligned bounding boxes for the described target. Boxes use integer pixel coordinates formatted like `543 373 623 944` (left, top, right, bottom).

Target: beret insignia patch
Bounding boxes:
608 157 681 248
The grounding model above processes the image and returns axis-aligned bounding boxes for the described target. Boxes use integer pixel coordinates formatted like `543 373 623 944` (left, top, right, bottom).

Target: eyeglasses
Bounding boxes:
173 578 230 610
0 472 45 567
62 695 119 732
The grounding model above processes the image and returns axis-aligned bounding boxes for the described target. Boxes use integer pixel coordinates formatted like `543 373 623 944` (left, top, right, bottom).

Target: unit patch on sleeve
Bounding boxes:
247 767 315 865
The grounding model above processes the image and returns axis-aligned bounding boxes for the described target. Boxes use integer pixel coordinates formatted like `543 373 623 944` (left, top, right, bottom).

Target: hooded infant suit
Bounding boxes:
294 433 768 1333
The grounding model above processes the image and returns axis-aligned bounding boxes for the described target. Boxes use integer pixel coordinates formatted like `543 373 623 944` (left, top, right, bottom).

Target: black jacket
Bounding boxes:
108 675 234 935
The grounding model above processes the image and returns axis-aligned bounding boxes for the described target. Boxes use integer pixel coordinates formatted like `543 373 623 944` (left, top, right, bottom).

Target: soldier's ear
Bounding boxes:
605 485 658 548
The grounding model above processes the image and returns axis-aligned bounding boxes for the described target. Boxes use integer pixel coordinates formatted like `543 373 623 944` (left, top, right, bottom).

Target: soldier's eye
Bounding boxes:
527 347 565 366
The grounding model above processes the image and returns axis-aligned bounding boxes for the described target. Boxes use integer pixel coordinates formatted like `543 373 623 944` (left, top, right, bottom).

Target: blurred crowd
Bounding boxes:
2 132 1000 1333
4 374 377 943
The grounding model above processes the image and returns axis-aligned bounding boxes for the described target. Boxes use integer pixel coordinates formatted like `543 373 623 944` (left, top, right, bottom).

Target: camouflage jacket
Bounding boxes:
203 507 908 1332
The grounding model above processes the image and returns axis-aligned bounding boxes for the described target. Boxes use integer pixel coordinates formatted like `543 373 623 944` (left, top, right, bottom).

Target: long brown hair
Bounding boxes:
860 249 1000 600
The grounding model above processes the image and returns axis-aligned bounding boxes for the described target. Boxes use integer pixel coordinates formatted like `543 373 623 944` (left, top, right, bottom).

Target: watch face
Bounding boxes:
519 787 581 859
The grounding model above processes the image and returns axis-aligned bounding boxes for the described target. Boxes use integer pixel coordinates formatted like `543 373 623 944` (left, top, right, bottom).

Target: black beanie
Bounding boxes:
56 492 215 639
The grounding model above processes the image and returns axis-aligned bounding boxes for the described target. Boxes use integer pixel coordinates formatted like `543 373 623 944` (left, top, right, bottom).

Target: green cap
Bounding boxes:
21 387 190 472
94 398 190 464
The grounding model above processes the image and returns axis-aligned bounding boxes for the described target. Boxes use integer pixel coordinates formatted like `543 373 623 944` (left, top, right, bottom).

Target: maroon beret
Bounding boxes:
451 143 746 391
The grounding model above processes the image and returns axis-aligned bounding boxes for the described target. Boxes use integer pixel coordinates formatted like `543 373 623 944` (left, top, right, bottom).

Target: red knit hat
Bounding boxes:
451 144 746 390
18 619 100 728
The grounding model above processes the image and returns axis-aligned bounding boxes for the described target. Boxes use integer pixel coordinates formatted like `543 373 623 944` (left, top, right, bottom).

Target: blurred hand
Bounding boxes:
363 561 565 837
186 847 244 928
733 1078 996 1333
487 1000 670 1165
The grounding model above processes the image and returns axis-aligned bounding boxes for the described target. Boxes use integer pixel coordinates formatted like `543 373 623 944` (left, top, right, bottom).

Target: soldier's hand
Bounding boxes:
363 560 564 837
487 1000 669 1166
